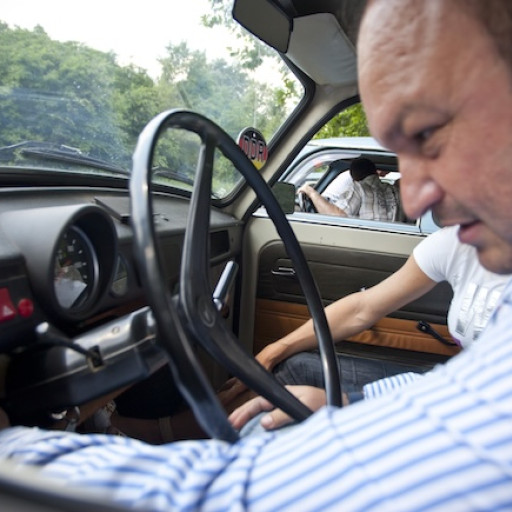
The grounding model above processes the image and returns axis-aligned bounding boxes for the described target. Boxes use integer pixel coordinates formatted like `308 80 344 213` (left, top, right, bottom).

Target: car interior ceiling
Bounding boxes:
235 0 366 89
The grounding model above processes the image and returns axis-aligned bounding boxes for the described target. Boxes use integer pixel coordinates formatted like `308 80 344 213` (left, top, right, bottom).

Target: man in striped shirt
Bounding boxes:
0 0 511 510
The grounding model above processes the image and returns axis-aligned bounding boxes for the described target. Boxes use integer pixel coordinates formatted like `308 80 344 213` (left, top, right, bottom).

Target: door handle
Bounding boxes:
271 266 297 278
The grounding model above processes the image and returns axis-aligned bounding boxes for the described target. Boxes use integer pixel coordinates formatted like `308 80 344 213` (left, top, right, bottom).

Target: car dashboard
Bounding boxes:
0 183 243 426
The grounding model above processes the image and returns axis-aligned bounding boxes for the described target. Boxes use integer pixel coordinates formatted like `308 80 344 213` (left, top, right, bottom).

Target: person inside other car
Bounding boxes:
0 1 512 510
298 157 399 220
321 163 391 204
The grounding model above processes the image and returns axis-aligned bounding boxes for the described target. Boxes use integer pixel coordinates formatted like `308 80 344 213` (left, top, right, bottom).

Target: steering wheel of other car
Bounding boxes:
298 190 318 213
131 109 342 443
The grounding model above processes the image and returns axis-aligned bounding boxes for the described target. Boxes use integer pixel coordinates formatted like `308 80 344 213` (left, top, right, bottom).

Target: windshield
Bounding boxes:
1 0 303 198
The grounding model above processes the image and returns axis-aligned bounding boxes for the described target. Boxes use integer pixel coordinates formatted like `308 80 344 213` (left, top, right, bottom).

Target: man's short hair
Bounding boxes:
350 157 377 181
463 0 512 70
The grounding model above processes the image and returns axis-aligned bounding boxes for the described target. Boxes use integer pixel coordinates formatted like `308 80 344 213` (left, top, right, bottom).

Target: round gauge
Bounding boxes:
54 225 98 311
111 255 129 297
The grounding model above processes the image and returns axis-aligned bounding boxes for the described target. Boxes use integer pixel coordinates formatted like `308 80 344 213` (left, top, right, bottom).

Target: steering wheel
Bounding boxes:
131 109 341 442
298 190 318 213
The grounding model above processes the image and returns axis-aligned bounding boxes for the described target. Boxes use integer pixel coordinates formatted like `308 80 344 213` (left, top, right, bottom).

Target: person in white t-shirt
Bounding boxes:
109 225 511 441
414 226 505 346
224 225 511 423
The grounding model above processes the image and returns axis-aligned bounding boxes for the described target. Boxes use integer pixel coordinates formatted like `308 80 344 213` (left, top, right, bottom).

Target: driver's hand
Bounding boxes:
297 184 315 197
228 385 327 431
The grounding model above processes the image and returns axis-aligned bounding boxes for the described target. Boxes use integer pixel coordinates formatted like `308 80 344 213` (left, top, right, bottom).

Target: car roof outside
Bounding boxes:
306 136 387 152
281 136 397 184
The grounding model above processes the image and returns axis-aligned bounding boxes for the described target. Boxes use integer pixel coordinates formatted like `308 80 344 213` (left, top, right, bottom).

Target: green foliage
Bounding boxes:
314 104 370 138
112 65 160 153
155 42 284 192
202 0 273 69
203 0 297 110
0 22 140 168
0 19 294 176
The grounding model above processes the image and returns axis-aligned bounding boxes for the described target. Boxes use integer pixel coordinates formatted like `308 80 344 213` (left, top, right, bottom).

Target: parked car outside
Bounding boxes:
278 136 438 234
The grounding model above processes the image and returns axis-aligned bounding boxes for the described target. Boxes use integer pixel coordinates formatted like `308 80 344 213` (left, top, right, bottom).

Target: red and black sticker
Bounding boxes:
237 127 268 170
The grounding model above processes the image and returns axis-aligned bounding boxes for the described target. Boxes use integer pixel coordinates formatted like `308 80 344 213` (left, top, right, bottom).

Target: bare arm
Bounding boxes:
257 254 437 371
298 184 348 216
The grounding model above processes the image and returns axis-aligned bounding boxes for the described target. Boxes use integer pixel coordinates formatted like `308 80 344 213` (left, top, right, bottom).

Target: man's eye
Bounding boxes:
414 128 434 143
412 126 442 159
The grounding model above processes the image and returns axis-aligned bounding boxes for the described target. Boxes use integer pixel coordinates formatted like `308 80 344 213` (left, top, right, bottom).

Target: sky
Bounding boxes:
2 0 234 77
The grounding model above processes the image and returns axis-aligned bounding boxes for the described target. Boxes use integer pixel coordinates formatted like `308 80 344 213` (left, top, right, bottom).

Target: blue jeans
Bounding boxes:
273 351 432 394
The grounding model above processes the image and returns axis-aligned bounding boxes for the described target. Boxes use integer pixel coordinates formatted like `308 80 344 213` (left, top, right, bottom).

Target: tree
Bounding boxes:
0 23 124 163
0 23 164 169
202 0 274 69
314 104 370 139
157 41 289 141
112 64 160 155
202 0 299 116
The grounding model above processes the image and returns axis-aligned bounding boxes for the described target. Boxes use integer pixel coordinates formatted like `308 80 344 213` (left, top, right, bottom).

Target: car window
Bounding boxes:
279 109 438 234
0 2 304 200
281 149 357 189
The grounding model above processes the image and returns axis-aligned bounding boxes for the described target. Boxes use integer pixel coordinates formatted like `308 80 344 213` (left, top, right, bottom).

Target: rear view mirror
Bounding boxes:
232 0 292 53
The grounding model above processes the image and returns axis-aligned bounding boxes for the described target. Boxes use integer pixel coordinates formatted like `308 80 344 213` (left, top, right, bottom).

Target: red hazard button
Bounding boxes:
0 288 17 322
17 298 34 318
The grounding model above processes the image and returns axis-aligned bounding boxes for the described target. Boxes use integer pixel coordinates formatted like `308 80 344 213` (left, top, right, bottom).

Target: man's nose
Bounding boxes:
398 158 444 219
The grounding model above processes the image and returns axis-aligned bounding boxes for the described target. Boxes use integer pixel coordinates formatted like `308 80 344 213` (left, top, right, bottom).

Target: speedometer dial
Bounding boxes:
54 226 97 310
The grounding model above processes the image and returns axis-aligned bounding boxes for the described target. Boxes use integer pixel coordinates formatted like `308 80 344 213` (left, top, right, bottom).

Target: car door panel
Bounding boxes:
253 298 460 359
257 242 452 322
240 216 456 365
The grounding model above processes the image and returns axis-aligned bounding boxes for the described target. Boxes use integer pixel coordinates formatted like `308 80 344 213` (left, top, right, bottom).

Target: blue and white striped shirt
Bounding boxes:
363 371 423 399
0 283 512 510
